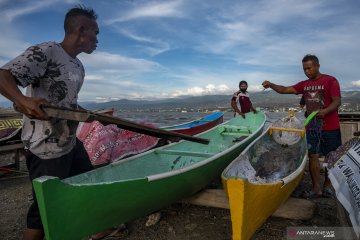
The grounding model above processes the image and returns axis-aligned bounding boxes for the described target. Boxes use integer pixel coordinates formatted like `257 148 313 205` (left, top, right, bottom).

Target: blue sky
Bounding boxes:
1 0 360 103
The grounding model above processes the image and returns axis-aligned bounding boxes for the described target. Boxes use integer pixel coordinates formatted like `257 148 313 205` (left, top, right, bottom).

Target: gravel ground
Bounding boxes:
0 166 341 240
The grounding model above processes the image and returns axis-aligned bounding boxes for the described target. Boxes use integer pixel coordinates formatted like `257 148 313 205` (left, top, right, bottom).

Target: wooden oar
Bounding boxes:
42 106 210 145
303 110 319 127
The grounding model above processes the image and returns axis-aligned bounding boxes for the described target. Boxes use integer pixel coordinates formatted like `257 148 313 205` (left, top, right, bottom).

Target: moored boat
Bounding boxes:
222 114 307 240
33 111 266 240
162 111 224 135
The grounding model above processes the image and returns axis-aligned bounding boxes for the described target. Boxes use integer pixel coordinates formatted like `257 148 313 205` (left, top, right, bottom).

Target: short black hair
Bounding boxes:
239 80 248 86
64 5 98 34
302 54 319 65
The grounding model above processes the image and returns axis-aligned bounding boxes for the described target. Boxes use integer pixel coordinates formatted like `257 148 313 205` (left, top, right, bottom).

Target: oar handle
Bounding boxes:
42 106 210 145
93 113 210 145
269 127 305 138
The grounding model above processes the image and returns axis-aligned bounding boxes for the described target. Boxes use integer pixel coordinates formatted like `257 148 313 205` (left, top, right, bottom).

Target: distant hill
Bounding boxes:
81 90 360 111
1 90 359 111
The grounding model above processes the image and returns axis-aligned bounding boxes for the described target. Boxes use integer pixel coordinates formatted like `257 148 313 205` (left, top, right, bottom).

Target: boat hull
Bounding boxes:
163 111 224 135
33 111 266 240
223 169 305 240
222 115 307 240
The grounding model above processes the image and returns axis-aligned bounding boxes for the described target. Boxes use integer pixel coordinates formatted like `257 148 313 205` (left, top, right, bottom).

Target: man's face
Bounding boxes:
239 83 248 93
303 60 320 79
80 18 99 54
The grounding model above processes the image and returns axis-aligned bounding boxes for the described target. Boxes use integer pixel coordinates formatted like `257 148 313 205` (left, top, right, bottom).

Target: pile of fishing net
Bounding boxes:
271 114 303 145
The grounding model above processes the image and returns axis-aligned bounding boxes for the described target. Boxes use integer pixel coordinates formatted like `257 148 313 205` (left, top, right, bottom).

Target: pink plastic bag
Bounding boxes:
77 121 159 166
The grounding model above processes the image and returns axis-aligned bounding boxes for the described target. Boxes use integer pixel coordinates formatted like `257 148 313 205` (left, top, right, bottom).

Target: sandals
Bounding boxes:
302 190 322 199
302 187 335 199
322 186 334 198
89 225 128 240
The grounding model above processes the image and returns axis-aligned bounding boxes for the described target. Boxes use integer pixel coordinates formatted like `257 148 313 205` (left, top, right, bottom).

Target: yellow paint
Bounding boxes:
222 172 304 240
287 111 295 116
268 127 305 138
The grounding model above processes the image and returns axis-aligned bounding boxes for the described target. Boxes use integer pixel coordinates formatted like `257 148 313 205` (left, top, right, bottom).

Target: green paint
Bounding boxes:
33 111 266 240
303 111 319 127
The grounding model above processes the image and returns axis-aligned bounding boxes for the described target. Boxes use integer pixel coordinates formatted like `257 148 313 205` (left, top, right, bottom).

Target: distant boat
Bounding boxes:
95 107 115 116
33 111 266 240
222 114 307 240
162 111 224 135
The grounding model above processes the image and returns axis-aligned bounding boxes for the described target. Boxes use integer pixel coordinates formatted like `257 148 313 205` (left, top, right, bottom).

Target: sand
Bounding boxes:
0 166 341 240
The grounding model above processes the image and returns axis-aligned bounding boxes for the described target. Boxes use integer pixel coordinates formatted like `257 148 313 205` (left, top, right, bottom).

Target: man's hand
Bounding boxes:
262 80 272 89
239 112 246 119
14 96 50 120
253 109 257 114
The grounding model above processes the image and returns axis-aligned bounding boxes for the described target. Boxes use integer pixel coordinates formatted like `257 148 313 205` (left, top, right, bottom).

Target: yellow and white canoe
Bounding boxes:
222 114 308 240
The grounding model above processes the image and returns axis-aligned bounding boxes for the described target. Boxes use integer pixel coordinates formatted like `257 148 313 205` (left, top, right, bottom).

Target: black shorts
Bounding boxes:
306 129 342 156
26 138 93 229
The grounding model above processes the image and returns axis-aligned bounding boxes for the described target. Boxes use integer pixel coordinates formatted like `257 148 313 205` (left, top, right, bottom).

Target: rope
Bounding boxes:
307 117 324 146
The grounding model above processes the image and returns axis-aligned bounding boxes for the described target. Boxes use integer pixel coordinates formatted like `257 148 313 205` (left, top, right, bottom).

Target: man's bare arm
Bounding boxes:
0 70 49 120
262 80 297 94
317 96 341 119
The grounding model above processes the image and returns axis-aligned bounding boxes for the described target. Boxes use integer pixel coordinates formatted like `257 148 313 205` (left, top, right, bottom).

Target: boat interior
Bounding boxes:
63 114 266 185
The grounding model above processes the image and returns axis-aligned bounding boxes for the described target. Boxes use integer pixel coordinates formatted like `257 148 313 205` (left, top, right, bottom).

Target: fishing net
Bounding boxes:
223 139 305 183
271 114 303 145
223 114 307 183
326 137 360 168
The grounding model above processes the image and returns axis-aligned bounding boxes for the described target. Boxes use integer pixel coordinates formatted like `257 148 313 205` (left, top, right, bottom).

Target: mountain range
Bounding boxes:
1 90 359 111
80 90 360 111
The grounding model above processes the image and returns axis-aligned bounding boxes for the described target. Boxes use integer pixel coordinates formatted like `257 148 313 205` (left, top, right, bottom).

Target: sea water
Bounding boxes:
115 111 305 129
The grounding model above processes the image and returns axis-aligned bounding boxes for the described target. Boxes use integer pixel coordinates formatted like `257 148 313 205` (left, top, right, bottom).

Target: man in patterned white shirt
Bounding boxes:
231 80 257 118
0 6 99 240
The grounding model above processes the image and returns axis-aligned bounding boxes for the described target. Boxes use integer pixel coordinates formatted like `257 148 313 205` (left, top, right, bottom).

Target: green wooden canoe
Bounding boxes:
33 111 266 240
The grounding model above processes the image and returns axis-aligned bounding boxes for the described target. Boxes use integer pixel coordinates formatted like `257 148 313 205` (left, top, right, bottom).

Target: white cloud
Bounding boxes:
79 51 162 73
113 28 171 56
351 80 360 88
105 0 184 24
170 84 230 97
84 75 104 81
1 0 360 102
3 0 77 22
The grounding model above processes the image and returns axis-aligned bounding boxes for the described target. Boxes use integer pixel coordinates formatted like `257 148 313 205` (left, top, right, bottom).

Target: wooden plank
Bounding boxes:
42 106 210 145
0 109 22 119
181 189 315 220
0 142 24 152
273 197 315 220
340 122 360 143
181 189 230 209
339 113 360 121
